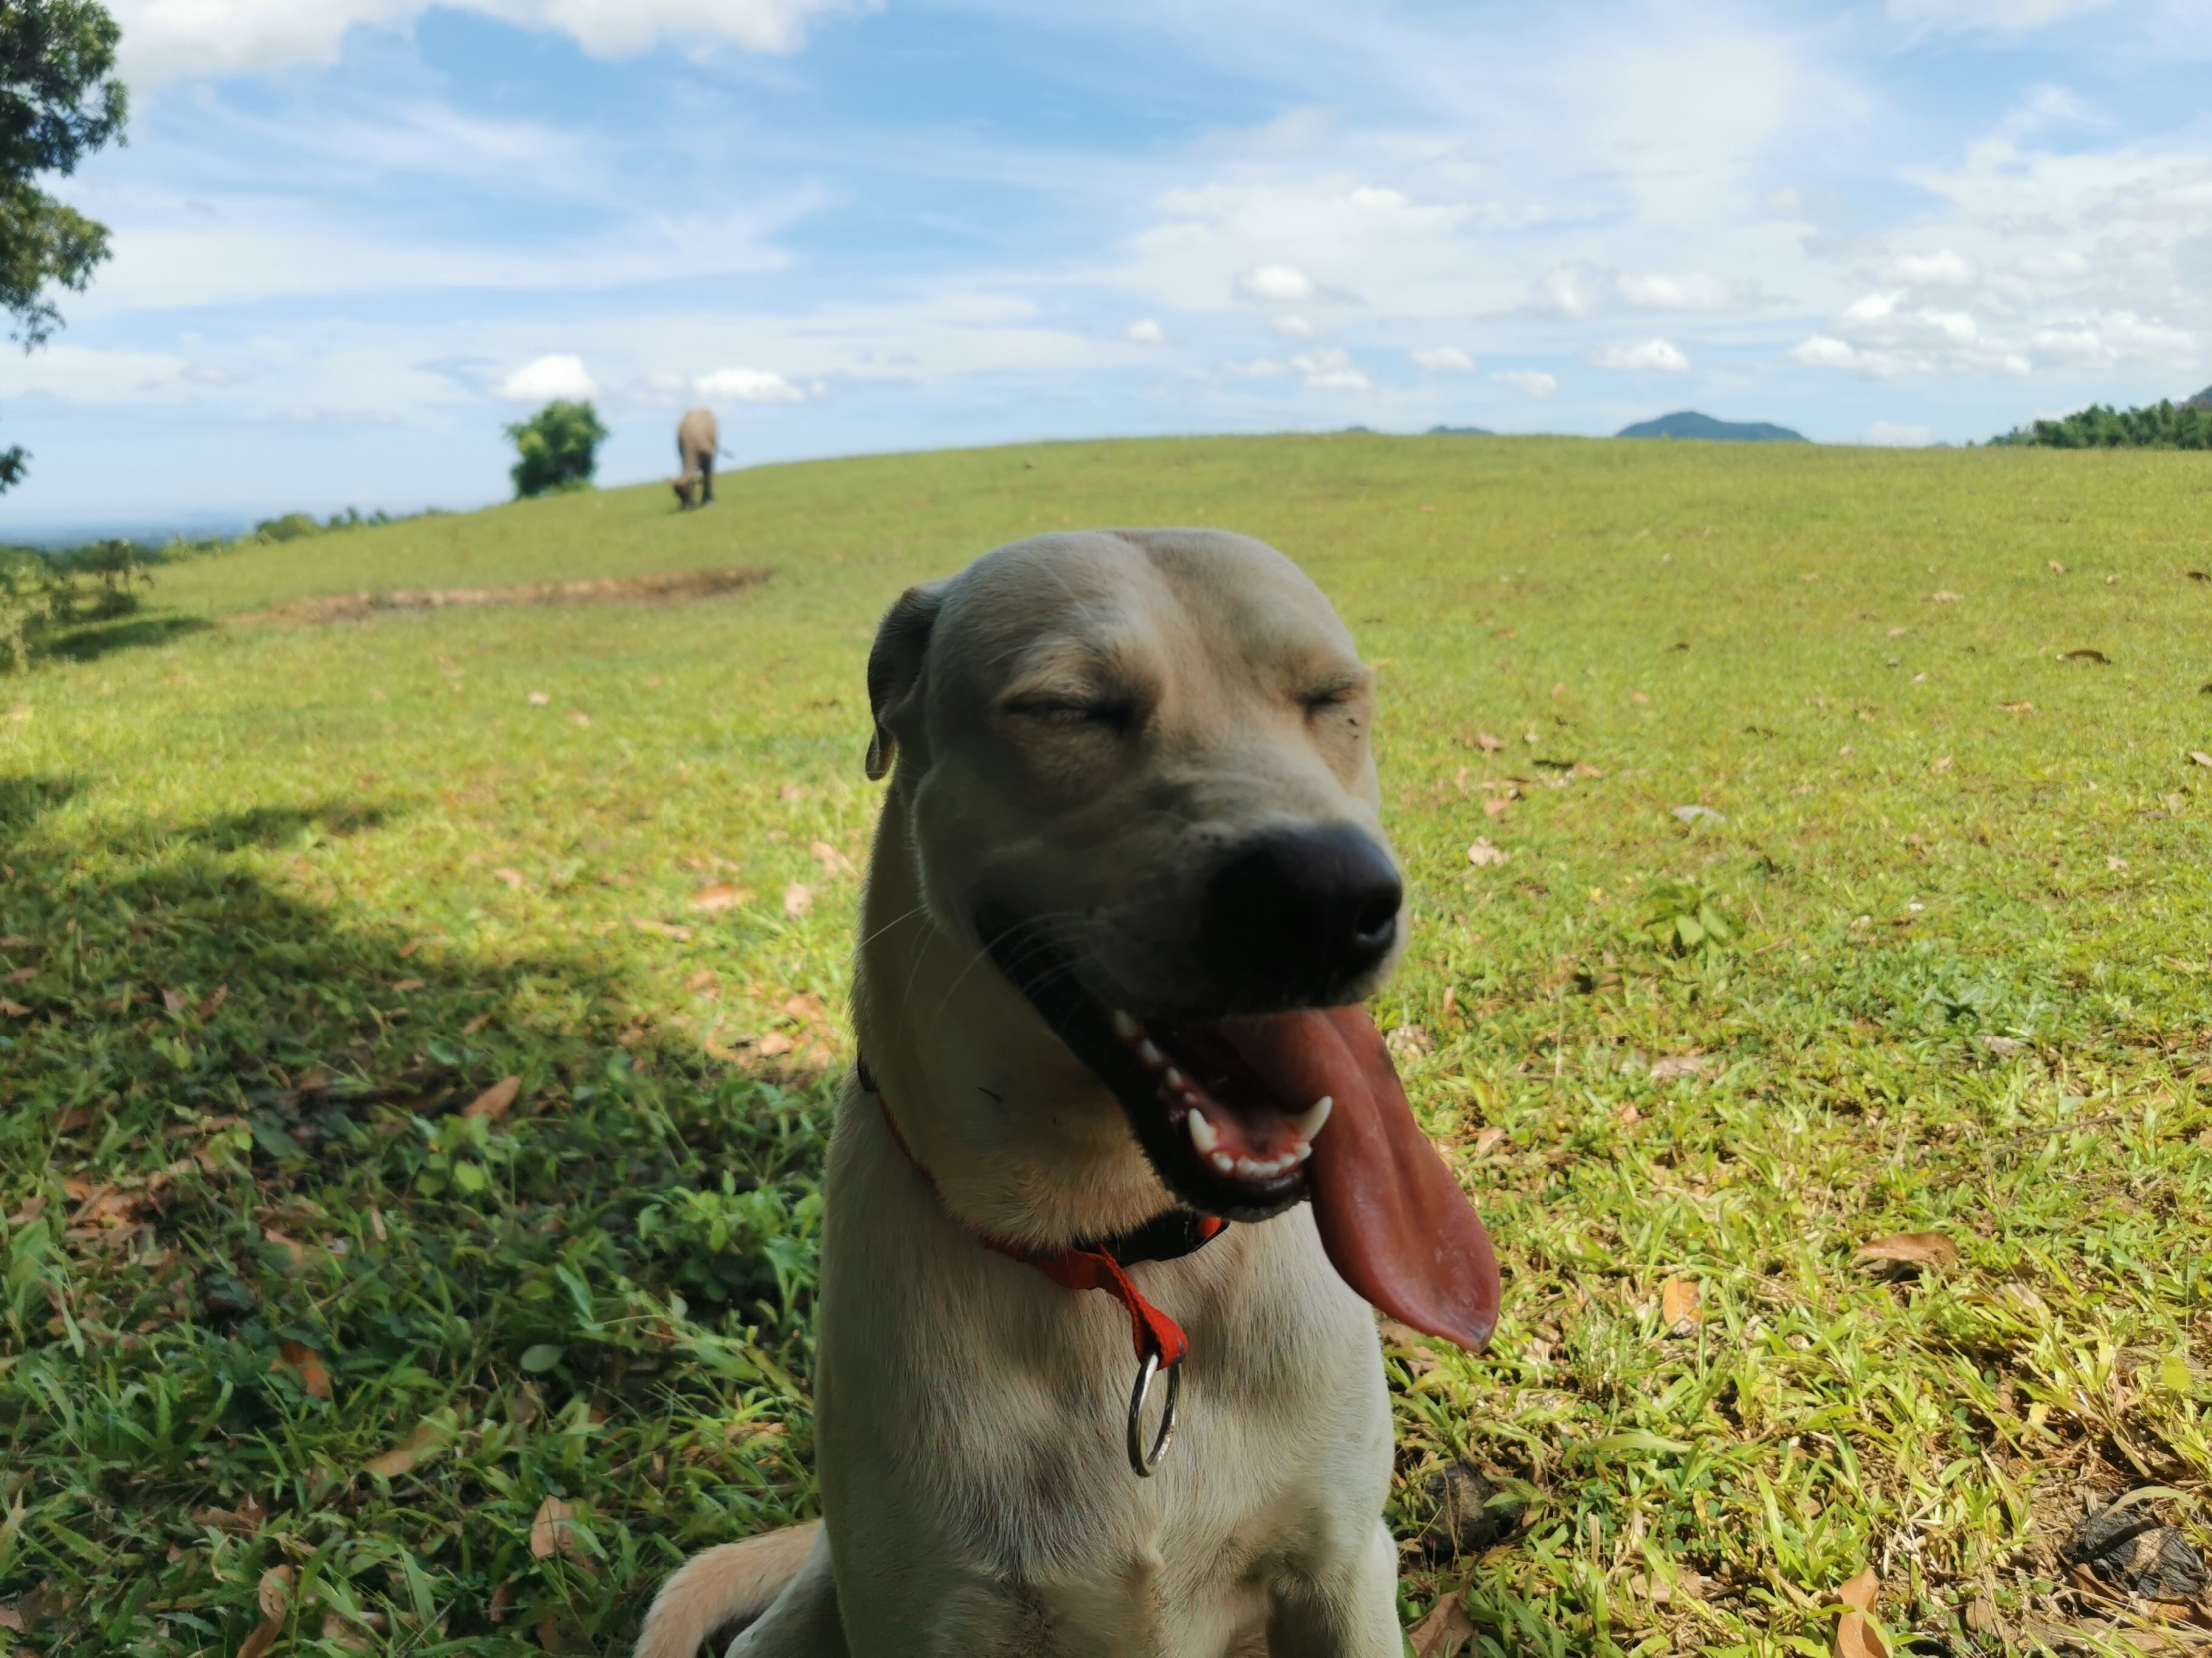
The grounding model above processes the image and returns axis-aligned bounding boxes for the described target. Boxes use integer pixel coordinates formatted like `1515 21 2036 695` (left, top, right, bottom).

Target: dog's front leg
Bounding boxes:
726 1524 848 1658
1265 1519 1401 1658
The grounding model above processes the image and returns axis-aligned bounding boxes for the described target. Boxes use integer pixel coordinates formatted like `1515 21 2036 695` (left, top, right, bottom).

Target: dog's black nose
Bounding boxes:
1202 825 1403 1002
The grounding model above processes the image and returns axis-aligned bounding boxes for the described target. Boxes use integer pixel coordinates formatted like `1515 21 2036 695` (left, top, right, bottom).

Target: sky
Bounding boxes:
3 0 2210 533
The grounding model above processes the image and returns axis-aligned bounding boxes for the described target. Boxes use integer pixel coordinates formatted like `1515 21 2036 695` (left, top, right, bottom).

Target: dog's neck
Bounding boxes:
851 782 1174 1250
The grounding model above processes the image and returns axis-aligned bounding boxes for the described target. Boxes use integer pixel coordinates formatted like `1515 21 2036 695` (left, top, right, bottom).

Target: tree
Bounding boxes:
506 400 609 498
0 0 129 492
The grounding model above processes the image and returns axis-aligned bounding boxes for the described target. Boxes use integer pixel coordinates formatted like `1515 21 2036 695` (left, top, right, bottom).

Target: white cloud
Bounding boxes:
1124 317 1166 344
696 366 806 402
1790 335 1864 370
1223 357 1289 378
1491 370 1559 398
1866 421 1935 445
1290 347 1370 392
110 0 873 86
1536 266 1604 318
1887 249 1977 286
1615 271 1739 311
1592 338 1690 372
1237 263 1319 303
1271 314 1317 338
1887 0 2113 33
499 353 597 401
1411 345 1475 372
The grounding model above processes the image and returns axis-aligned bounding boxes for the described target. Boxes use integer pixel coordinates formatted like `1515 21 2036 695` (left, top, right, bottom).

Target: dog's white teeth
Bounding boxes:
1180 1091 1199 1110
1187 1109 1220 1156
1111 1009 1141 1042
1162 1065 1185 1090
1292 1140 1314 1165
1137 1040 1166 1070
1208 1151 1237 1175
1290 1096 1334 1142
1233 1155 1262 1178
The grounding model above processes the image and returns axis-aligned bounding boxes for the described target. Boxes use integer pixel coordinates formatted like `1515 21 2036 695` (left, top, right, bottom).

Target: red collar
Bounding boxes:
859 1059 1226 1369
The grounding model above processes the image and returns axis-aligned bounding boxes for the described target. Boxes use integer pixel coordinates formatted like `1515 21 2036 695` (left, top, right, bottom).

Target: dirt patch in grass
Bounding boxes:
228 565 774 626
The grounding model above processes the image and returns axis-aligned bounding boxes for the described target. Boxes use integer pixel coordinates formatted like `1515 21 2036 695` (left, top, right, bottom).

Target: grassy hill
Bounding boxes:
4 434 2210 1655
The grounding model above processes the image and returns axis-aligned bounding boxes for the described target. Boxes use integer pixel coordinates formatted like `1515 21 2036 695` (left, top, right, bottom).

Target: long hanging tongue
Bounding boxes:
1217 1007 1500 1352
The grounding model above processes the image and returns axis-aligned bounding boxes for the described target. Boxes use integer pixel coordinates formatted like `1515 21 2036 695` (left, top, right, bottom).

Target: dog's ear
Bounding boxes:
865 582 945 780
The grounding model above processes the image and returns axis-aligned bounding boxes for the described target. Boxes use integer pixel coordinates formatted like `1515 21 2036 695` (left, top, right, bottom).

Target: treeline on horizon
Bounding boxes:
1991 396 2212 450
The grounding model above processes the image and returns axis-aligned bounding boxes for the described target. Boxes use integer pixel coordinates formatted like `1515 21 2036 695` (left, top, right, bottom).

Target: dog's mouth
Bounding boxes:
977 905 1502 1352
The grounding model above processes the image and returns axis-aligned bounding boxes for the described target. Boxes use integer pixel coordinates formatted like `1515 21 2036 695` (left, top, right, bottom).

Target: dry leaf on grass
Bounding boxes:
0 1604 24 1632
1475 732 1505 754
1406 1589 1476 1658
1660 1278 1702 1334
275 1340 332 1400
527 691 550 706
809 839 857 877
1483 797 1512 818
690 882 751 913
1931 590 1961 603
465 1076 521 1121
1833 1566 1888 1658
492 868 526 888
630 916 694 942
364 1414 452 1479
783 882 814 919
530 1496 600 1576
530 1496 575 1558
236 1564 293 1658
1470 1125 1507 1158
2191 752 2212 769
0 997 29 1017
1466 838 1509 868
162 986 190 1015
391 978 425 994
1648 1053 1705 1081
1857 1232 1957 1268
1999 700 2034 713
755 1031 794 1058
1 965 29 983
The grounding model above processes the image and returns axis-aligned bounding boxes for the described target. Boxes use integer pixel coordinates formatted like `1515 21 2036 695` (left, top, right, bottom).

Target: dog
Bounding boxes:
635 529 1500 1656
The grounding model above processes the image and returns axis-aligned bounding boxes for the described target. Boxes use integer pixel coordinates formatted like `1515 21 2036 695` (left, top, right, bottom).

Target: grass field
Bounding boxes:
2 433 2209 1657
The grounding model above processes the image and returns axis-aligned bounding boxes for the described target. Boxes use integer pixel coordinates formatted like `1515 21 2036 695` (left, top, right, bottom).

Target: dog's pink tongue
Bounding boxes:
1218 1008 1500 1351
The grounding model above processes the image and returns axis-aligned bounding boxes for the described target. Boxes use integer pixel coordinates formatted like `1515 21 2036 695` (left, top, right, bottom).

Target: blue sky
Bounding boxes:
4 0 2210 531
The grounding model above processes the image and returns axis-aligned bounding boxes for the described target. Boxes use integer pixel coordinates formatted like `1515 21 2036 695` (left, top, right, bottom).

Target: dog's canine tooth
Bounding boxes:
1290 1096 1333 1141
1137 1040 1166 1070
1162 1065 1185 1090
1111 1009 1141 1042
1291 1140 1313 1165
1188 1109 1220 1156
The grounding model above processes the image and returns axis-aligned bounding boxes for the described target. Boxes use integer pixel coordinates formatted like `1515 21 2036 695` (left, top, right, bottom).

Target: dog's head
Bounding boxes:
860 528 1499 1350
864 529 1406 1221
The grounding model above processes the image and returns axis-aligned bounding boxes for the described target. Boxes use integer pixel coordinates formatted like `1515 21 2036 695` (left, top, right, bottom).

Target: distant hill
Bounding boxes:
2186 384 2212 411
1427 425 1494 436
1617 411 1807 443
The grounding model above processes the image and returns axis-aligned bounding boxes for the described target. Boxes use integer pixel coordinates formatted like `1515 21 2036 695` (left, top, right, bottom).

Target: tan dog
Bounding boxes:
635 529 1499 1657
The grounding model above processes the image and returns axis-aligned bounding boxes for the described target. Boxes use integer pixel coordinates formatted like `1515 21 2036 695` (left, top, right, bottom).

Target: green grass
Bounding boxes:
3 434 2210 1657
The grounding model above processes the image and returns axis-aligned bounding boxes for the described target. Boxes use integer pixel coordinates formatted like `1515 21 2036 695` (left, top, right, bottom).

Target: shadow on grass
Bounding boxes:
42 611 215 662
0 772 75 834
181 797 394 851
0 798 834 1655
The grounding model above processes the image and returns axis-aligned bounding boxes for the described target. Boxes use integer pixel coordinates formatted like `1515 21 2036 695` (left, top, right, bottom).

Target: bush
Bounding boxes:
254 512 321 543
0 538 146 670
1991 400 2212 450
506 400 608 499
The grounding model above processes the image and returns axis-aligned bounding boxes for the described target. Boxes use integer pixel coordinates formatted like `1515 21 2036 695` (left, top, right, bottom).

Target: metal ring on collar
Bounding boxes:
1126 1351 1182 1477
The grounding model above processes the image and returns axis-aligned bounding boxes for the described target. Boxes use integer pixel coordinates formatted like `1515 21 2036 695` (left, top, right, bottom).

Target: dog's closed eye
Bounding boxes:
1002 694 1137 733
